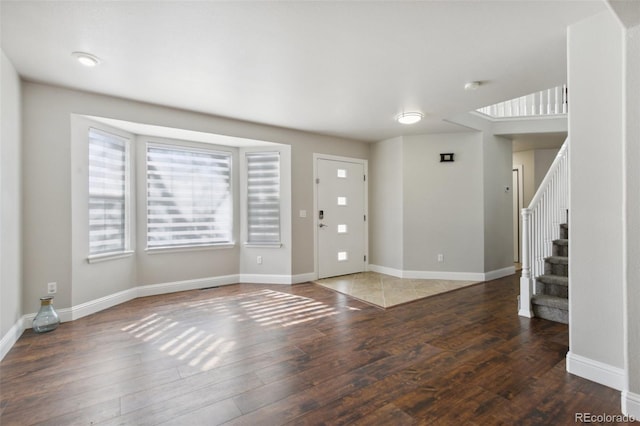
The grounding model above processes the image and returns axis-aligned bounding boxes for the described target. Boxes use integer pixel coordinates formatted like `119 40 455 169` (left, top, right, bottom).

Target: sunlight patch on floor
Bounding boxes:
120 288 343 371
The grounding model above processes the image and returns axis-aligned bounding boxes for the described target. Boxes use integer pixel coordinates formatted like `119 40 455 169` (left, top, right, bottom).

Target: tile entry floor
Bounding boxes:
314 271 480 308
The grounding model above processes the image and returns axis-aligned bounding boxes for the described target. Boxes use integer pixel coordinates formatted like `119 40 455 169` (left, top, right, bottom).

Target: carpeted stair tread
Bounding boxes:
537 274 568 286
532 294 568 310
545 255 568 264
553 239 568 246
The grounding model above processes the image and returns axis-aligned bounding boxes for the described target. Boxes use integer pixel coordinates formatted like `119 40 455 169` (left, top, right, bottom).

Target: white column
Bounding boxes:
519 208 534 317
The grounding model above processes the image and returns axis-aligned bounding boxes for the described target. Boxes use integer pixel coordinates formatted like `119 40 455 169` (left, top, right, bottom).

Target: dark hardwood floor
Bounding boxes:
0 274 630 425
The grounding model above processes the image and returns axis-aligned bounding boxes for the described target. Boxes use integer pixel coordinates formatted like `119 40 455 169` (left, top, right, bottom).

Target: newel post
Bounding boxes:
519 208 534 318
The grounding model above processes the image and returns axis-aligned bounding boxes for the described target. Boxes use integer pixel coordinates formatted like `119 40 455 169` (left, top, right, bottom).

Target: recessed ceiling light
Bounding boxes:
464 81 482 91
72 51 100 67
397 112 424 125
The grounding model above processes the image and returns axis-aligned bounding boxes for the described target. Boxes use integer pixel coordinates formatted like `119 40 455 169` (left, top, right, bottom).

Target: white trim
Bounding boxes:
566 351 626 391
145 243 235 254
484 266 516 281
243 243 283 249
21 306 73 330
136 275 238 298
0 317 25 361
239 274 291 285
69 289 133 321
368 264 514 282
368 264 404 278
622 390 640 418
518 293 534 318
87 250 134 264
291 272 316 284
404 270 486 281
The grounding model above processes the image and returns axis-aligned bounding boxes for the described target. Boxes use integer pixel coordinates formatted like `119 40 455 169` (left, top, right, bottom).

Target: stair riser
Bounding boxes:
536 282 568 298
545 262 568 277
533 304 568 324
530 222 569 325
553 244 568 257
560 226 568 239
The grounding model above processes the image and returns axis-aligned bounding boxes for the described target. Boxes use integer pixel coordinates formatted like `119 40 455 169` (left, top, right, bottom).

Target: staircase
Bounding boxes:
531 223 568 324
519 139 569 322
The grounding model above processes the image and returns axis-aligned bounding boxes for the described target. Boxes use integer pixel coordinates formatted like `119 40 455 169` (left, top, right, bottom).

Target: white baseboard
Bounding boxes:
566 351 625 391
484 266 516 281
368 264 515 282
71 288 137 321
368 264 404 278
239 274 292 285
0 317 25 361
136 275 239 298
291 272 316 284
622 390 640 418
404 269 486 281
21 306 73 330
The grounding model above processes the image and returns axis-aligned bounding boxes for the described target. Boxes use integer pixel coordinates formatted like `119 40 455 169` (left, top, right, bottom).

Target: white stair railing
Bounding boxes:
519 139 569 318
477 85 568 119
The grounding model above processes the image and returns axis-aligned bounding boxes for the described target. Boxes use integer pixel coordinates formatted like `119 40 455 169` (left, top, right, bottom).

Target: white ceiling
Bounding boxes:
1 1 605 142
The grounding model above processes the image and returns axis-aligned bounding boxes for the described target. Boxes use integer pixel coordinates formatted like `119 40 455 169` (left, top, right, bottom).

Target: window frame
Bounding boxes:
145 141 234 251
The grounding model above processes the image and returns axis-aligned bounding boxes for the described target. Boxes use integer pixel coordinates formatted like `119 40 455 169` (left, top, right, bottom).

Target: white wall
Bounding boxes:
0 51 22 342
402 133 484 274
623 18 640 416
534 149 560 189
22 82 369 313
482 133 514 273
567 10 625 386
512 150 535 207
512 148 560 208
369 137 403 271
369 130 513 279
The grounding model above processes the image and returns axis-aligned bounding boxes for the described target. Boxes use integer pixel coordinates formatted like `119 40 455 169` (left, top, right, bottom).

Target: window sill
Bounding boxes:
145 243 236 255
244 243 283 249
87 250 134 264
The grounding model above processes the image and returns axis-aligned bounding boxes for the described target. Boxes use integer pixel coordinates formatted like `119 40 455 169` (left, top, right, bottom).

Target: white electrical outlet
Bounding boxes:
299 210 307 218
437 254 444 262
257 256 263 264
47 282 57 294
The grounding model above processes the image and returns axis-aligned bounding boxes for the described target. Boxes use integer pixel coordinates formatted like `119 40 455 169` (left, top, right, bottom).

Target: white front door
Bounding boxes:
317 158 366 279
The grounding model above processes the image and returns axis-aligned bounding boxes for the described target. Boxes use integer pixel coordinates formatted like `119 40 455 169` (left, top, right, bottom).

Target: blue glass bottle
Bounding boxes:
33 296 60 333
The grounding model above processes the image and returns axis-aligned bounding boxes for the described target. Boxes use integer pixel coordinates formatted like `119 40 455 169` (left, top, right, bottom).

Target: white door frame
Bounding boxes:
513 164 524 263
313 153 368 280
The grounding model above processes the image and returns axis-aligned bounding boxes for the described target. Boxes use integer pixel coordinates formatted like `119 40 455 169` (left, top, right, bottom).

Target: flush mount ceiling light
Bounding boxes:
396 112 424 125
72 51 100 67
464 81 482 91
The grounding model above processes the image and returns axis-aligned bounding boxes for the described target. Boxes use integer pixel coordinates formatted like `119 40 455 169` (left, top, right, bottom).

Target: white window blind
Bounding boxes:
246 152 280 244
88 128 129 255
147 144 232 248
